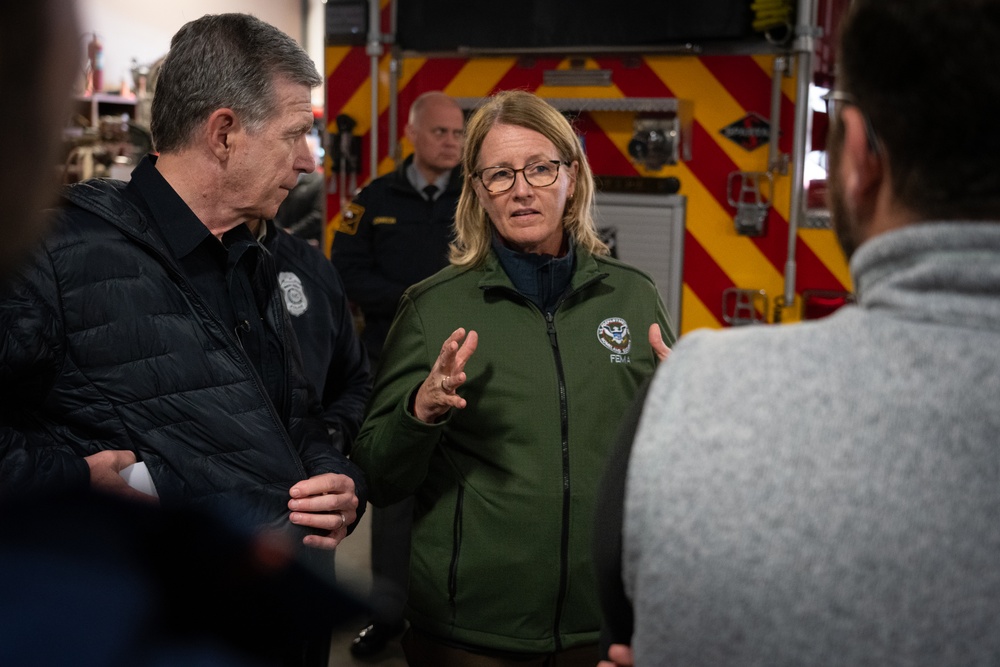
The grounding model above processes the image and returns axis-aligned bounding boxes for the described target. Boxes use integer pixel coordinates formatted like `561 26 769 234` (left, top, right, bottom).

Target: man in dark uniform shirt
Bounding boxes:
333 91 465 363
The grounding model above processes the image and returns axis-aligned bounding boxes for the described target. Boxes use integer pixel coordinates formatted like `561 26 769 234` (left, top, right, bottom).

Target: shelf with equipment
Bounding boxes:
72 92 137 128
63 93 151 184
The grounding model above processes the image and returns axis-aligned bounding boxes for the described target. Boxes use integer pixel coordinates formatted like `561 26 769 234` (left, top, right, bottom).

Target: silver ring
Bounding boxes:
340 512 347 529
441 376 450 392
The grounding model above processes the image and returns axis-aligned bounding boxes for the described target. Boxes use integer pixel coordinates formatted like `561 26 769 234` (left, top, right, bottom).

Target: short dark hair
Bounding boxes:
151 13 321 154
839 0 1000 219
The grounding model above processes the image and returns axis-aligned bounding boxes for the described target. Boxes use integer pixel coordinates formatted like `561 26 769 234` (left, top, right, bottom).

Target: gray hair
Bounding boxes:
151 13 320 153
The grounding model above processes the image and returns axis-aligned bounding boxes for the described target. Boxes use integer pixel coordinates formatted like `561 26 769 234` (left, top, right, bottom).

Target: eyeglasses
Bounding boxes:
824 90 880 153
474 160 564 194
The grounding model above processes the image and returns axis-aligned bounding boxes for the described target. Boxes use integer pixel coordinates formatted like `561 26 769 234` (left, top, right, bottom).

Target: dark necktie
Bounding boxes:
423 184 438 201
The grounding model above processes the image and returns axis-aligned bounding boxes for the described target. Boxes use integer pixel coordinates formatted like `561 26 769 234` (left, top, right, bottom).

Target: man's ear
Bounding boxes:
839 105 884 209
205 108 238 161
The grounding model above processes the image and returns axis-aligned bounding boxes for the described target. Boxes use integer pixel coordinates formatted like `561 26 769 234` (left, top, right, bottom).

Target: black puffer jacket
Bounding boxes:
264 221 371 453
0 179 366 540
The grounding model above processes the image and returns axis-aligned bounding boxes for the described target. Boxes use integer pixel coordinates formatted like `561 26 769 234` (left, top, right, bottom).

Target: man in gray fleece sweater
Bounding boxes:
606 1 1000 665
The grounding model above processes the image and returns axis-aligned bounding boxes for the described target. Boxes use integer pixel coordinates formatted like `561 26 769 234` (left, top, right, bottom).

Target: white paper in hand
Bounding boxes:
119 461 158 498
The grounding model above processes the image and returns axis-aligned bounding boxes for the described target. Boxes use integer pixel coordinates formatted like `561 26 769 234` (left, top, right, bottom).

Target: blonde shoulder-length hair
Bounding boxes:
449 90 608 268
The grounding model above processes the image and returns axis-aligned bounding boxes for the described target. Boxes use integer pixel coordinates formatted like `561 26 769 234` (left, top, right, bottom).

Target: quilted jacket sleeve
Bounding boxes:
280 302 369 528
0 248 90 499
291 408 369 533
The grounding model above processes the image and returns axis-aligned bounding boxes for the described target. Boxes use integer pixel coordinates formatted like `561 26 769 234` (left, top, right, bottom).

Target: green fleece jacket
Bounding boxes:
352 246 674 654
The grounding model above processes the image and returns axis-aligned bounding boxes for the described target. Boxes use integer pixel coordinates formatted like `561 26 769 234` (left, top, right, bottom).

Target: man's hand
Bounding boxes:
85 449 157 503
288 472 360 550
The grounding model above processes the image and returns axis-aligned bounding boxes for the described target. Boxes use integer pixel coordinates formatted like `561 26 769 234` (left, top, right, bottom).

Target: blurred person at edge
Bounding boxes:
351 89 674 667
0 0 79 282
599 1 1000 666
332 90 465 658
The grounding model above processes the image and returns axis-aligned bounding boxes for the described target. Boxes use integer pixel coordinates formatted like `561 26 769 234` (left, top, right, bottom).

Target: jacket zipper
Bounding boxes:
545 310 571 652
448 485 465 615
485 276 605 648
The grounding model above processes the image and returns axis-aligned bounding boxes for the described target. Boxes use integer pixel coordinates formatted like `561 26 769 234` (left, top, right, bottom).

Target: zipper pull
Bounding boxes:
545 312 558 347
234 319 251 347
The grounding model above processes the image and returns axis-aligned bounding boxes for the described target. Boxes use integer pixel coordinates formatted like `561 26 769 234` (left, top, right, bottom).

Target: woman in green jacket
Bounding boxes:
351 90 674 667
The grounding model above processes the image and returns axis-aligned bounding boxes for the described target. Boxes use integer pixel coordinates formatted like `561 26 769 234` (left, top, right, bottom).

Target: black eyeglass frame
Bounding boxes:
824 90 880 154
472 160 565 194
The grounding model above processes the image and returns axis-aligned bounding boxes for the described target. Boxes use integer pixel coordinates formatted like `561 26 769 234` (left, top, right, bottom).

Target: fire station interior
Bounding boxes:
66 1 850 664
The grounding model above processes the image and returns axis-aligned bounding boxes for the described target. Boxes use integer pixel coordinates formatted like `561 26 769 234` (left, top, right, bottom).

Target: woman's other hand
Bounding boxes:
648 323 671 363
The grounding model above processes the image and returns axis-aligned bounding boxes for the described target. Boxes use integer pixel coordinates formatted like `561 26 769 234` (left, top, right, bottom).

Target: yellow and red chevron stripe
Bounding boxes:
325 32 850 332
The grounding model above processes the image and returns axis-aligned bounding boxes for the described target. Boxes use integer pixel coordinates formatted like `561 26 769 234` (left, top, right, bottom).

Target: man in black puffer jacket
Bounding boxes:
0 13 366 553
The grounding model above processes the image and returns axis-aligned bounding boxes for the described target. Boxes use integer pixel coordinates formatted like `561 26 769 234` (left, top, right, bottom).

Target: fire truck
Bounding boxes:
321 0 852 335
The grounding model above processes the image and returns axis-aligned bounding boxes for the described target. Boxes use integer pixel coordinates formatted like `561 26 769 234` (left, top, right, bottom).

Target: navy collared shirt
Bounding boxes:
406 161 452 201
127 155 286 413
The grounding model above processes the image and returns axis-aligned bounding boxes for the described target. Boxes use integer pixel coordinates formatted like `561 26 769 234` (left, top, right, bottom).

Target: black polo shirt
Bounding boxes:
126 155 286 411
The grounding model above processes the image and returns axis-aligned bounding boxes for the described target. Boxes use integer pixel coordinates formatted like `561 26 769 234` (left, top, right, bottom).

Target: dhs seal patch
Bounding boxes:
278 271 308 317
597 317 631 354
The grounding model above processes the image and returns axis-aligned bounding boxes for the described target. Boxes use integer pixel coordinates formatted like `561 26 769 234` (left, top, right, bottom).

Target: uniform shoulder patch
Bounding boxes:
338 202 365 234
